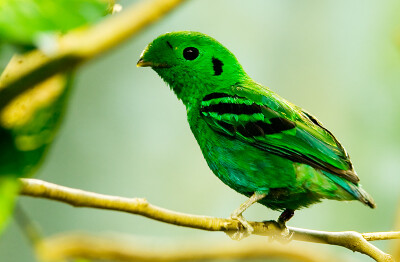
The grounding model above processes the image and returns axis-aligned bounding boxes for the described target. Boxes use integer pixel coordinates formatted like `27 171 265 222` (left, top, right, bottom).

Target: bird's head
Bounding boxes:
137 31 249 106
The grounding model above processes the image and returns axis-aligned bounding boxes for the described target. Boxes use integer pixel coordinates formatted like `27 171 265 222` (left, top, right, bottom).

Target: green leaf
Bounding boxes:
0 62 74 233
0 0 109 48
0 176 20 234
0 72 73 176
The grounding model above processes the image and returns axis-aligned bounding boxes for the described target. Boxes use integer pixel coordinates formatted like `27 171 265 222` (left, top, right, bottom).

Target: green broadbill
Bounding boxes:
137 31 375 236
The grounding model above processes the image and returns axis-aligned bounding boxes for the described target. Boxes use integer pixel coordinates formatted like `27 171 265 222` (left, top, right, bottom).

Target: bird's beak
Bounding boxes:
136 58 152 67
136 58 171 68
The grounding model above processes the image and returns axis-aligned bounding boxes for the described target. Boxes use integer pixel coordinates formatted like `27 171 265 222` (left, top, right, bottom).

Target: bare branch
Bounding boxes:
390 201 400 261
19 178 397 261
364 231 400 241
37 232 331 262
0 0 187 111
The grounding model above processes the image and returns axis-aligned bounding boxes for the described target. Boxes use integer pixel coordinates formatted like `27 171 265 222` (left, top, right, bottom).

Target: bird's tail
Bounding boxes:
355 184 376 208
322 171 376 208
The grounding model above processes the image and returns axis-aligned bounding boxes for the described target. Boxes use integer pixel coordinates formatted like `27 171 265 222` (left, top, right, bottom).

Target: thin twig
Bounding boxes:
0 0 187 111
13 203 43 246
19 178 397 262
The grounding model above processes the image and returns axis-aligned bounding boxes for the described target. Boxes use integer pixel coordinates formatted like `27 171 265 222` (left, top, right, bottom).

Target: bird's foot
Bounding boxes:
276 220 293 242
225 214 254 241
264 220 293 243
273 208 295 242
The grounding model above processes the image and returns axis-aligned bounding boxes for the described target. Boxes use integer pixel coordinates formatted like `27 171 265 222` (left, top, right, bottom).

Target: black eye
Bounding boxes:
183 47 199 60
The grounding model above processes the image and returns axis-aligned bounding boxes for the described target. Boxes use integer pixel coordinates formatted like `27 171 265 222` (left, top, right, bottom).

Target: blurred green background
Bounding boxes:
1 0 400 261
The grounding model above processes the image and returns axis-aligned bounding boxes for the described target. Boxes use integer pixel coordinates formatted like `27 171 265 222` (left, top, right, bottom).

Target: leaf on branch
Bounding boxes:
0 0 111 49
0 57 73 176
0 55 74 233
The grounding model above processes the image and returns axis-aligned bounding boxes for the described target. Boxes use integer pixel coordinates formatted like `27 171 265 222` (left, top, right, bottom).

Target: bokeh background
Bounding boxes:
1 0 400 261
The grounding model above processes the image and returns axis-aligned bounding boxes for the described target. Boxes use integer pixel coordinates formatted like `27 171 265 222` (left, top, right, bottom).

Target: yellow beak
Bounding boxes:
136 58 171 68
136 58 153 67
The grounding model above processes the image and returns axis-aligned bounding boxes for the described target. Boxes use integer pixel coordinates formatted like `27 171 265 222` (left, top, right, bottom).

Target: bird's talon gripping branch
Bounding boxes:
226 214 254 240
225 193 266 240
266 209 295 242
263 219 293 243
276 226 294 243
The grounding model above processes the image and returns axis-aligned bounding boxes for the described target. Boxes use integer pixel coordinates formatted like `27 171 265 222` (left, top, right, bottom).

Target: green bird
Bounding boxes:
137 31 375 237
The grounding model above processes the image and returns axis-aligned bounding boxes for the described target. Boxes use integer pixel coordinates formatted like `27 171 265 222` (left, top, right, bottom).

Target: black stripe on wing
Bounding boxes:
202 93 231 101
215 118 296 138
201 93 296 137
202 103 261 115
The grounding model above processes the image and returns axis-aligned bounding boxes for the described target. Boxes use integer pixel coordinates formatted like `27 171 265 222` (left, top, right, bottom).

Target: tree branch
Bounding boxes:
390 201 400 261
19 178 397 262
37 232 331 262
0 0 187 111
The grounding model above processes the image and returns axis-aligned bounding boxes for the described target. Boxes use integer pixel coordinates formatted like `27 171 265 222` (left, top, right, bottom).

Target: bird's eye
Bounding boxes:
183 47 199 60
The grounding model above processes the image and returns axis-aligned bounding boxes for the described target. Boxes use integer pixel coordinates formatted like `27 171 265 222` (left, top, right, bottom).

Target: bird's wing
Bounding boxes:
200 84 359 184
